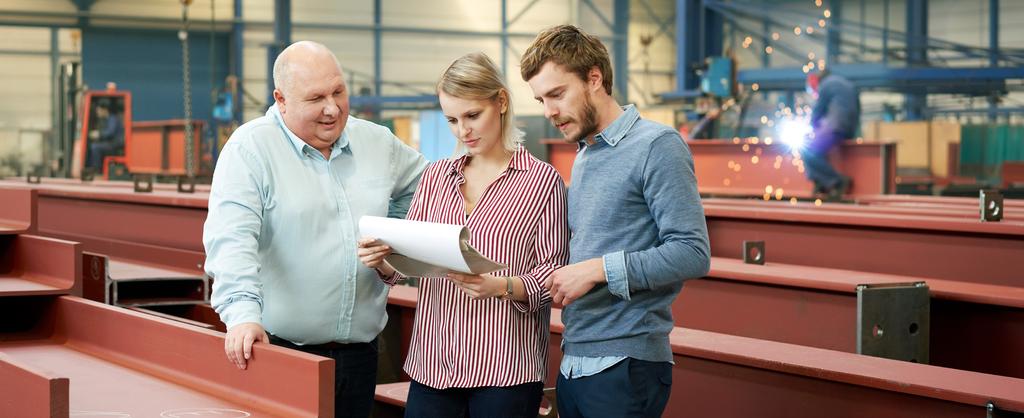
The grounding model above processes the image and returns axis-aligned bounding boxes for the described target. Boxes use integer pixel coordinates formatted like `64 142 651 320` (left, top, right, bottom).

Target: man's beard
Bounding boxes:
562 94 599 143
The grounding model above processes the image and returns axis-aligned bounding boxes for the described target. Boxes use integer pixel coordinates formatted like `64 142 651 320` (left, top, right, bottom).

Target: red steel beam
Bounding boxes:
134 303 227 332
0 235 80 297
12 179 1017 288
385 287 1024 417
0 187 36 234
81 253 223 332
662 327 1023 418
544 139 896 198
125 306 219 330
0 352 69 417
690 139 896 198
679 257 1024 378
857 194 1024 209
704 196 1024 221
0 177 212 192
0 296 331 417
703 203 1024 287
0 183 207 273
79 253 224 331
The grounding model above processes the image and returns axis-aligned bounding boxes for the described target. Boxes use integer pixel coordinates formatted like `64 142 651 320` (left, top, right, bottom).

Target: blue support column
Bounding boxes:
50 26 60 175
72 0 95 27
989 0 999 68
882 0 889 65
827 0 841 65
704 5 723 58
501 0 508 80
988 0 999 121
859 0 866 55
266 0 290 107
676 0 702 93
232 0 244 124
668 0 722 99
374 0 382 98
761 16 770 68
613 0 629 102
904 0 927 120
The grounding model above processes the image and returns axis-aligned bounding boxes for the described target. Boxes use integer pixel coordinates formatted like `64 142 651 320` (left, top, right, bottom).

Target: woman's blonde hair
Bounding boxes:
437 52 524 155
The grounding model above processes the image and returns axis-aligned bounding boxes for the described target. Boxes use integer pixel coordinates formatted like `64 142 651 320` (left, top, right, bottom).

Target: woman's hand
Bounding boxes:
446 273 504 300
357 237 395 276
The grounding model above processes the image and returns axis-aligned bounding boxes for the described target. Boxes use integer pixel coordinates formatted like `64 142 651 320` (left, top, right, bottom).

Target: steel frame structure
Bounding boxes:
0 296 332 416
703 201 1024 286
667 0 1023 120
383 285 1024 417
0 184 331 416
0 1 633 116
712 195 1024 221
681 256 1024 379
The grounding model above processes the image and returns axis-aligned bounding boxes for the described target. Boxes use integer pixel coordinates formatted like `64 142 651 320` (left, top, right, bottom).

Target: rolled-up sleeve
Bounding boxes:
602 250 630 300
388 135 428 219
204 142 266 329
623 134 711 292
511 175 569 313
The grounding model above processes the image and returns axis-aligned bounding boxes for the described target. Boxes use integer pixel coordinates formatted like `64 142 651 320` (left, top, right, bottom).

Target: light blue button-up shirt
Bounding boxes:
204 106 427 345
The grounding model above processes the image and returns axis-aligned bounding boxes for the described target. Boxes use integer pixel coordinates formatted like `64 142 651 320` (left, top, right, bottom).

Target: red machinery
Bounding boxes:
74 88 208 181
128 119 206 178
74 89 132 179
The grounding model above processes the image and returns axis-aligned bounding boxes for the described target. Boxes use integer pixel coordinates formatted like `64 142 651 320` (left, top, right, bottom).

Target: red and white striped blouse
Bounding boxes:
382 145 569 389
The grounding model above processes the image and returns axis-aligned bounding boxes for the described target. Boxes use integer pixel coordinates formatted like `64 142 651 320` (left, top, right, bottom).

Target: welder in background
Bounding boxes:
805 70 860 200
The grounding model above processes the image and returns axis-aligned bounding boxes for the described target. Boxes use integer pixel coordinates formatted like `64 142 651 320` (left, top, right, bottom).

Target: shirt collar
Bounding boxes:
267 105 350 159
446 145 530 177
580 104 640 150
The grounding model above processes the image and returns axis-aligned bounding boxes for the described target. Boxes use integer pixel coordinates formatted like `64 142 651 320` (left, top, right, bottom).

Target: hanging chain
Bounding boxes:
180 0 195 179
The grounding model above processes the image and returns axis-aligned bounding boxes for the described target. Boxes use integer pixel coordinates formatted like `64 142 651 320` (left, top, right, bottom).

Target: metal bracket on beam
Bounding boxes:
177 176 196 194
133 174 153 193
980 189 1003 222
743 240 765 265
856 282 930 364
987 401 1024 418
26 171 41 184
81 252 110 303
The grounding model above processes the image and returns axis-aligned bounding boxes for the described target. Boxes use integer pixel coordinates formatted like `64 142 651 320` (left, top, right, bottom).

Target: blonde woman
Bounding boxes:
358 52 568 417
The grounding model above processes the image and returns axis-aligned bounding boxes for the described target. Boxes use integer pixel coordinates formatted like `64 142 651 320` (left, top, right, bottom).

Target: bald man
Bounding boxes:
203 41 427 418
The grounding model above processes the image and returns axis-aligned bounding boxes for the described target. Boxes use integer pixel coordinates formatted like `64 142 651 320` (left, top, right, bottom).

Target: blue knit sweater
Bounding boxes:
562 105 711 363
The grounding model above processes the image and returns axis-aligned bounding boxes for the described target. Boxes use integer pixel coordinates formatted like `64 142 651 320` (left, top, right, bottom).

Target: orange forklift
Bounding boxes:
73 86 131 179
75 84 207 182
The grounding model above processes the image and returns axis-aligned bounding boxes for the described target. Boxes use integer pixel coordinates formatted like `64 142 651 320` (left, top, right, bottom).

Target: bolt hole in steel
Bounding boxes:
909 322 919 335
748 247 762 262
872 324 884 338
91 258 101 280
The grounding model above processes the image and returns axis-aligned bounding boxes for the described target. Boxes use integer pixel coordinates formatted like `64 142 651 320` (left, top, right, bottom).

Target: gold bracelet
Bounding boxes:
499 276 513 300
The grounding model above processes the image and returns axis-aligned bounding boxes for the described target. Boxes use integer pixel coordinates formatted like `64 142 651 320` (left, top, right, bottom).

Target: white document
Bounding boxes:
358 216 505 277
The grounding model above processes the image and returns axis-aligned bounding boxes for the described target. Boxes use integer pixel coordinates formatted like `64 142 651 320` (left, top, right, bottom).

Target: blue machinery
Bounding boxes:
3 1 1022 121
665 0 1023 121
